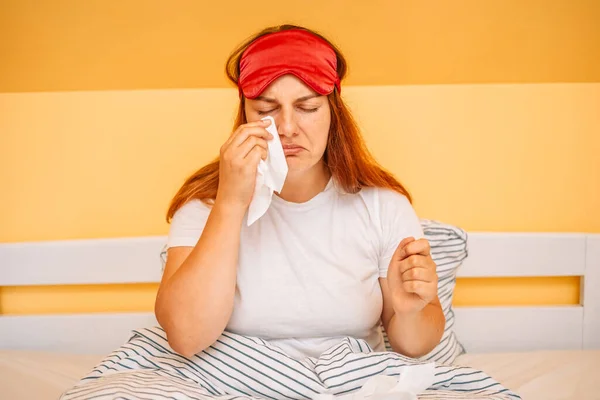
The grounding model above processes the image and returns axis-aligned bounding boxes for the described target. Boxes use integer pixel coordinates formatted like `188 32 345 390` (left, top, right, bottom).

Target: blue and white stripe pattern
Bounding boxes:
395 219 469 365
61 326 519 400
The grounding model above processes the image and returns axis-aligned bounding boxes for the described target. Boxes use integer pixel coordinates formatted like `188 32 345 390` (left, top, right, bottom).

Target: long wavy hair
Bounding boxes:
166 25 411 222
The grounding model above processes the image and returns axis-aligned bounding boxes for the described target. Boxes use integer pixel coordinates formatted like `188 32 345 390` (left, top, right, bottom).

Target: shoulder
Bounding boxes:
358 186 414 215
167 199 213 248
174 198 212 215
359 186 423 238
376 187 411 206
171 199 212 223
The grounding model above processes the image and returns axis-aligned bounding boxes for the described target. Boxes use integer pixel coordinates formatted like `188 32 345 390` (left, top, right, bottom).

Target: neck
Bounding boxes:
277 161 331 203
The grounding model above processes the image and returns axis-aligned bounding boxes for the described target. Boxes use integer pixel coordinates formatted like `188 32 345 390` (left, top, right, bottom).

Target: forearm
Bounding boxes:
386 300 445 358
155 201 245 356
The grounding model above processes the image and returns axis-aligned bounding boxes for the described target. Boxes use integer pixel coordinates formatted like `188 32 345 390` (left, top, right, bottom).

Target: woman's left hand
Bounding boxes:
386 237 439 315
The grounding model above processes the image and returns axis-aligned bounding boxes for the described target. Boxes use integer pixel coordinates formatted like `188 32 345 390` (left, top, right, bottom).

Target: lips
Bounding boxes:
282 144 304 156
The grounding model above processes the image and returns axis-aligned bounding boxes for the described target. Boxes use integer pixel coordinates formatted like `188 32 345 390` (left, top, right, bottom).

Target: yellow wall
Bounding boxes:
1 84 599 243
0 277 581 315
1 0 599 91
1 0 599 314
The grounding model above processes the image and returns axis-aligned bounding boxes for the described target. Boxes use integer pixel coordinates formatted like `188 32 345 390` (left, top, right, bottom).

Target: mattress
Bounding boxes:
0 348 598 399
455 350 600 400
0 349 103 399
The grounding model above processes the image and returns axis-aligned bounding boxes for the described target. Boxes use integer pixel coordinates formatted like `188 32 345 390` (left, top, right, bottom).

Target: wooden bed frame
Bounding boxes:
1 232 599 355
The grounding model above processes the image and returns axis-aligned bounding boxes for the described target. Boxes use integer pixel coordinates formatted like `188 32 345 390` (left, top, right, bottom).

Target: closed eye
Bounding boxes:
298 106 319 113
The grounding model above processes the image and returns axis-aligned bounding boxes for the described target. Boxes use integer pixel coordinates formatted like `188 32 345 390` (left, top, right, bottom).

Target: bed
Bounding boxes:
1 231 599 399
2 348 599 400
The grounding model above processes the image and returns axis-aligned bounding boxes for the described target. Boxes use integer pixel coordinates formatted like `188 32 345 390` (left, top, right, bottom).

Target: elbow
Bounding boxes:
155 306 204 358
394 345 429 359
156 311 219 358
167 335 205 358
154 291 231 358
164 326 225 358
160 319 208 357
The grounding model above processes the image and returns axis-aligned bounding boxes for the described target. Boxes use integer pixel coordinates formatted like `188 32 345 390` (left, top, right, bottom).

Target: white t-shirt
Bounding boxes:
166 178 424 359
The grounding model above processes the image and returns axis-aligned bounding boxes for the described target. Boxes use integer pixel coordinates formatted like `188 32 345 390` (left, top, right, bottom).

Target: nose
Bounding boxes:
276 108 298 138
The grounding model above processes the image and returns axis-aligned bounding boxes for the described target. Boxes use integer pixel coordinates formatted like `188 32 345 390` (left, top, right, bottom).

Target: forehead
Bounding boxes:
258 74 317 99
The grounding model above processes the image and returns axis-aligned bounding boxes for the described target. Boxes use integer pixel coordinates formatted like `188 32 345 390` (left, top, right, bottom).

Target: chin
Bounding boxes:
285 156 315 174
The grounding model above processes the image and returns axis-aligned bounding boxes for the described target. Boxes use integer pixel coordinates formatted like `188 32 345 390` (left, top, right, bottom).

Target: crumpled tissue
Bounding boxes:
312 362 435 400
247 116 288 226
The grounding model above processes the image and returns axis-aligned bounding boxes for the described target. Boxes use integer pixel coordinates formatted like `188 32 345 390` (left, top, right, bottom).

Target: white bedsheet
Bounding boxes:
0 348 598 399
455 350 600 400
0 349 103 399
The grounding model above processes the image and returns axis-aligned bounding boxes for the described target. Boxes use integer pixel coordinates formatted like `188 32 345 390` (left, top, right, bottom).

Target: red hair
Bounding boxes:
167 25 411 222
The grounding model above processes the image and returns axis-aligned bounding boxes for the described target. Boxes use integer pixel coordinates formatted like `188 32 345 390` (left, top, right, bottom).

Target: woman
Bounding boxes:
61 25 519 400
155 24 444 361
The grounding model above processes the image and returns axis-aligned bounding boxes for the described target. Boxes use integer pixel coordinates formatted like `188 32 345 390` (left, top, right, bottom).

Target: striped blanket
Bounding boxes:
61 327 520 400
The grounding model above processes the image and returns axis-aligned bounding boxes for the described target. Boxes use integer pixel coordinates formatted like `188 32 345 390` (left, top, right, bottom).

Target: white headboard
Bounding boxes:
1 232 599 354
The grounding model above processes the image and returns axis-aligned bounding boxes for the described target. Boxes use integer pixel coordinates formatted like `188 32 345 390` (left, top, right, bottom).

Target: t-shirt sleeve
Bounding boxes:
167 199 212 249
377 189 424 278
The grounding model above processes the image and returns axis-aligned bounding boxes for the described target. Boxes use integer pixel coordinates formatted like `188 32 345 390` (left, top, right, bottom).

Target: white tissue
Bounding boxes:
312 363 435 400
247 116 288 226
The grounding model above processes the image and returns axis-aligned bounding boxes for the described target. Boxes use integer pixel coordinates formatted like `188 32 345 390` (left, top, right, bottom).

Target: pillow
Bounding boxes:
381 219 469 364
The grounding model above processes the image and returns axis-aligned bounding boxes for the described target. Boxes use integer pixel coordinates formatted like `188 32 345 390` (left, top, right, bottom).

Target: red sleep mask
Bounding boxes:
238 29 341 99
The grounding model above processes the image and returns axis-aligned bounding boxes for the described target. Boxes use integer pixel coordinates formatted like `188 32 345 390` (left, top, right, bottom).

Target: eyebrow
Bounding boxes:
254 94 320 104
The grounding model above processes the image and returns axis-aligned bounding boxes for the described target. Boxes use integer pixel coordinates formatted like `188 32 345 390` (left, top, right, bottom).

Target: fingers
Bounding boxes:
402 280 427 294
224 119 271 146
398 236 415 249
221 122 272 164
256 146 268 161
394 238 430 261
399 253 437 272
401 264 437 283
405 239 431 257
246 146 266 165
238 135 269 159
392 236 416 261
228 120 273 148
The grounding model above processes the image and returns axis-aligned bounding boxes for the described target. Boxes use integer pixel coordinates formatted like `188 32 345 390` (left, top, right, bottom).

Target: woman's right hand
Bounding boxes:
215 119 273 211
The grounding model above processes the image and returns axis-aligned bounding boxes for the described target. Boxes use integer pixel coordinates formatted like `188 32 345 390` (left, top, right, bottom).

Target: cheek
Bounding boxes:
302 111 330 151
318 126 330 151
318 115 331 151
